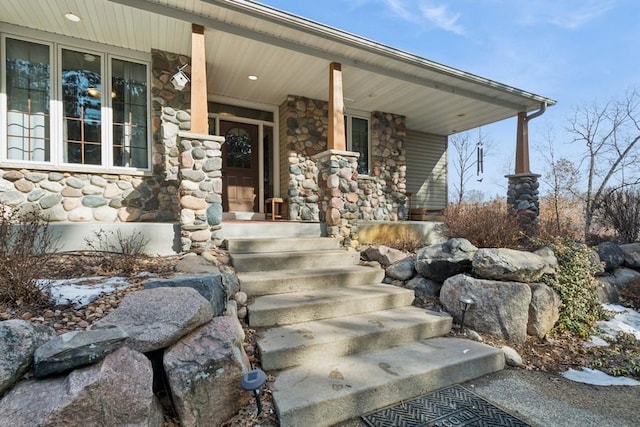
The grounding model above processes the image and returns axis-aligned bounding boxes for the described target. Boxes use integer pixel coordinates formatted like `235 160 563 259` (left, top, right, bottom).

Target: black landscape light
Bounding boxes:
458 295 475 332
241 369 267 415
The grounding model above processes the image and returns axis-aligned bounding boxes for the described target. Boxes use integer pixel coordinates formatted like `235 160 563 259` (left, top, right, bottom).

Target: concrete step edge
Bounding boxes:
258 307 453 370
272 337 505 427
248 284 415 327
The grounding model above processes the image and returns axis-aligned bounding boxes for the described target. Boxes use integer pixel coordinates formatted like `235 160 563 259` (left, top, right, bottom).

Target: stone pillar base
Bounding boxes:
313 149 360 247
506 173 541 234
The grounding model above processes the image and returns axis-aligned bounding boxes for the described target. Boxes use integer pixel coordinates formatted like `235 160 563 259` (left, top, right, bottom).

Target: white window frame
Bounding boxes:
345 110 371 175
0 28 152 175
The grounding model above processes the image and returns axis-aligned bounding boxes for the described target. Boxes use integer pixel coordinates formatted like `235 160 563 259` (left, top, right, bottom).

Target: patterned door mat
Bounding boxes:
362 384 530 427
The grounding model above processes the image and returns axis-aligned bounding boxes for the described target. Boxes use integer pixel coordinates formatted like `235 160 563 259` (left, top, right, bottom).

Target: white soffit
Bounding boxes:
0 0 556 135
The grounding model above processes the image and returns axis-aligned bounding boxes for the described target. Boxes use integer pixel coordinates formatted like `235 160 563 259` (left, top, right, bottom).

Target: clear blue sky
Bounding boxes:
261 0 640 199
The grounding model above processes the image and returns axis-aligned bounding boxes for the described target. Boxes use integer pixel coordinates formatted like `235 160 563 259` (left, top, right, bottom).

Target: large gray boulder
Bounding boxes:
0 346 163 427
145 274 228 316
620 243 640 269
385 256 416 281
533 246 558 275
173 257 240 296
440 274 532 342
405 276 442 299
92 287 213 353
33 327 128 378
596 242 625 272
596 267 640 303
472 248 549 283
527 283 561 338
415 238 477 283
0 319 55 395
164 317 251 427
362 245 408 268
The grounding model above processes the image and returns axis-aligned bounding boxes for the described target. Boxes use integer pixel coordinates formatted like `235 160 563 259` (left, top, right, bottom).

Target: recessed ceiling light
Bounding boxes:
65 13 81 22
248 75 258 81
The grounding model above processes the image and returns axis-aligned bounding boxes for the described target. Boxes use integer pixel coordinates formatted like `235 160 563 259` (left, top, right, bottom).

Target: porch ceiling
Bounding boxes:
0 0 556 136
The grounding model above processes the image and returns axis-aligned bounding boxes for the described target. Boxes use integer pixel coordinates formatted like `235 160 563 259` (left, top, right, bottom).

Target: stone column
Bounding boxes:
177 131 224 252
506 173 540 234
314 149 360 247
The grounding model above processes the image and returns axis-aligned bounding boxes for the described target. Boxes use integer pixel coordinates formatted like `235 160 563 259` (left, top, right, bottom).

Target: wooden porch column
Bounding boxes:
515 111 530 174
190 24 208 134
328 62 346 151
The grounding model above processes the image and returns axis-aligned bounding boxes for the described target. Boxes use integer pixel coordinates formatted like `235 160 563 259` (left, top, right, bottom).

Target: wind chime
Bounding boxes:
476 128 484 182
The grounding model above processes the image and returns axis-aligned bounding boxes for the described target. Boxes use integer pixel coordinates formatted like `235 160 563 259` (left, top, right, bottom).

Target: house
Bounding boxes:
0 0 556 253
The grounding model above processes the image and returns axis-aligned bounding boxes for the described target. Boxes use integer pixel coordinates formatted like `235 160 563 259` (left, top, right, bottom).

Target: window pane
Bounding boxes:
62 49 102 165
352 117 369 174
112 59 148 168
225 127 252 168
5 38 51 161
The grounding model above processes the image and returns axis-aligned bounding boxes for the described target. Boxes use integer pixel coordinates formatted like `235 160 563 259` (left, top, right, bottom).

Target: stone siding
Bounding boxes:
279 95 407 223
506 173 541 233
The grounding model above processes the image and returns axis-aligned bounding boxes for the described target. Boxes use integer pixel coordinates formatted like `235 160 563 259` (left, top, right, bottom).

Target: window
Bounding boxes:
345 114 370 175
2 35 150 171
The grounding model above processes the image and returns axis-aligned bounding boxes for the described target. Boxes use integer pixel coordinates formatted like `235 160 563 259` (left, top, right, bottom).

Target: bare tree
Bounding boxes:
449 129 492 204
537 131 581 234
568 89 640 240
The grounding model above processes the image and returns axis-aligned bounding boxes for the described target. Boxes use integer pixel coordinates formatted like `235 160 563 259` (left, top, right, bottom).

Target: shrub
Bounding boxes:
84 228 151 275
359 224 422 252
537 197 584 242
595 187 640 243
538 236 604 337
0 205 59 307
442 199 524 248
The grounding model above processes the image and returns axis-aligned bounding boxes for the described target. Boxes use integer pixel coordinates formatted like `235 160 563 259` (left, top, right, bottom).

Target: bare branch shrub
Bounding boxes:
595 187 640 243
0 205 59 307
442 199 524 248
537 196 584 242
84 228 151 275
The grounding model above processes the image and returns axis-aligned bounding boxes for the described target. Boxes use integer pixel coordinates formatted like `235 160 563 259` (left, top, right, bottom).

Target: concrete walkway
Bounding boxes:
336 368 640 427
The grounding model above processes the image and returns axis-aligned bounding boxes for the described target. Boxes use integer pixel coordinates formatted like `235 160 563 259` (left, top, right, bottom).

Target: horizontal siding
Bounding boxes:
405 130 447 209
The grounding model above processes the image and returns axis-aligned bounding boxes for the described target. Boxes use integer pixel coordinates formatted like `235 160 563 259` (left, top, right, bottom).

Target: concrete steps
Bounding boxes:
231 249 360 272
239 265 385 296
258 307 452 370
272 337 505 427
227 236 339 253
248 284 415 327
231 235 504 427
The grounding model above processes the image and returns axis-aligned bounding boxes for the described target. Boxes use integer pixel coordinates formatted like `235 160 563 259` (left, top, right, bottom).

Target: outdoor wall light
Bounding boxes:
458 295 475 332
171 65 190 91
241 369 267 415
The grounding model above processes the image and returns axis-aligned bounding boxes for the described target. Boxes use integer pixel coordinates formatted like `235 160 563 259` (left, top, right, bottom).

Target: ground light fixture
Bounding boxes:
171 65 190 91
458 295 475 332
241 369 267 415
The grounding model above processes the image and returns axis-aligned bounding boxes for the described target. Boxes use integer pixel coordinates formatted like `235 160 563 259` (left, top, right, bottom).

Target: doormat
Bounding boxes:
362 384 530 427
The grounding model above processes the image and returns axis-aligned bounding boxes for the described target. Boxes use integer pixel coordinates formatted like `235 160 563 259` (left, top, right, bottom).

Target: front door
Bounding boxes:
220 121 259 212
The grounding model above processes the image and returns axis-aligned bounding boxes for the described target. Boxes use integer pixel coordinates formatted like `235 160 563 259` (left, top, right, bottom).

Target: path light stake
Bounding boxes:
241 369 267 415
458 296 475 332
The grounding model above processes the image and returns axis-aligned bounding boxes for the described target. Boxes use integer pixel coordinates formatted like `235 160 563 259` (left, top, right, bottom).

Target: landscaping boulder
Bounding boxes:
385 256 416 281
527 283 561 339
362 245 407 268
405 276 442 299
33 327 128 378
415 238 477 283
164 316 251 427
0 319 55 395
145 274 228 316
620 243 640 269
596 267 640 303
472 248 549 283
92 287 213 353
0 346 163 426
596 242 625 272
533 246 558 275
440 274 532 342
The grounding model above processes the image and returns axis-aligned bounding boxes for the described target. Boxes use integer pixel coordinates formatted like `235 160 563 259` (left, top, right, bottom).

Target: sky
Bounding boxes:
260 0 640 200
